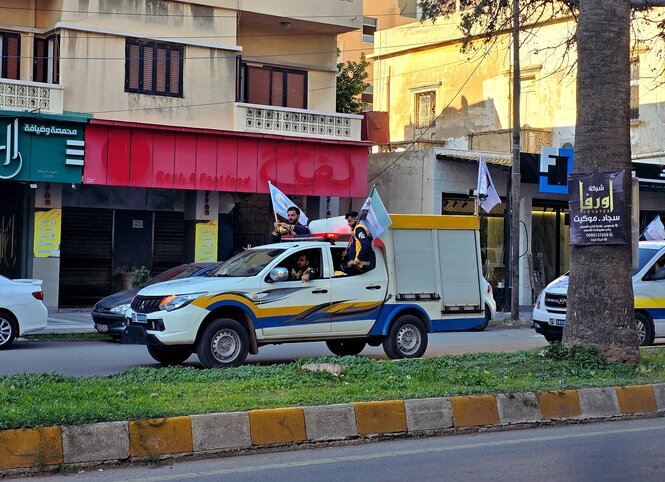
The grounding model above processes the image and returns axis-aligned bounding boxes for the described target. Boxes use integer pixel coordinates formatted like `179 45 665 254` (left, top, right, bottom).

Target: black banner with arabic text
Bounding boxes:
568 170 627 246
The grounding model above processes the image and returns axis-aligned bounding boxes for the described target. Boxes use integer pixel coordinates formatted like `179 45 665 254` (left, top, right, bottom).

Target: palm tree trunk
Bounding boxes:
563 0 639 364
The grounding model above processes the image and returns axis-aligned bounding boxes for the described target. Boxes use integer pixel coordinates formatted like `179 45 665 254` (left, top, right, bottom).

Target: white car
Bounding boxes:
0 275 48 349
533 241 665 345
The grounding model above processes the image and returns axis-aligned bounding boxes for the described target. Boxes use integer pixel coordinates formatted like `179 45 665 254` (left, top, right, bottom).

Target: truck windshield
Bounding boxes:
211 249 285 277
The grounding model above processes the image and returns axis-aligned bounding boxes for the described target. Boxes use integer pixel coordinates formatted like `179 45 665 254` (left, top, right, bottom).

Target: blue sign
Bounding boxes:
539 147 574 194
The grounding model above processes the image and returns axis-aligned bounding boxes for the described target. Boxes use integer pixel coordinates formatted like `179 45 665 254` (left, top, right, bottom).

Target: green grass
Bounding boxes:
1 344 664 430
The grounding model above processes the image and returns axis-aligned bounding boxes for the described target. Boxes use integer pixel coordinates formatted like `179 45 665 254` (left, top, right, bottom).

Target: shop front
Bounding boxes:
0 112 88 307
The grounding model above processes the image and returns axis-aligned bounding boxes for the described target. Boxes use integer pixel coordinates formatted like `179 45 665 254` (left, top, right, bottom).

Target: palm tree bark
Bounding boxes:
563 0 639 364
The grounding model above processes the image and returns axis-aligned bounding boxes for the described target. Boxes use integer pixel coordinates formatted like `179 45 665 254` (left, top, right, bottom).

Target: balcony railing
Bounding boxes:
235 103 363 142
0 79 64 114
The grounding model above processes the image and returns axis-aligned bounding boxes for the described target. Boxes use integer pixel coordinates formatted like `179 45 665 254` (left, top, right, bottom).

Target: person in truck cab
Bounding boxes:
343 211 374 275
271 206 310 243
290 253 317 282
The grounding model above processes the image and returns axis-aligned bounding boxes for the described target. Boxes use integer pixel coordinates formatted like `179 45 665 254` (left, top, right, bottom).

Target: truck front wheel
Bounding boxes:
383 315 428 359
196 318 249 368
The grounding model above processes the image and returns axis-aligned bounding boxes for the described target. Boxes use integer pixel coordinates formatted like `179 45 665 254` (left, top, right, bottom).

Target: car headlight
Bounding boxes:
534 292 544 310
110 303 131 314
159 292 207 312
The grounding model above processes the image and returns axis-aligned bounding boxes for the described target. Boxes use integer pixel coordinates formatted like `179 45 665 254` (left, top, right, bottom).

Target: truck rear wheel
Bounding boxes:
196 318 249 368
326 339 366 356
147 345 192 365
636 312 654 346
383 315 428 359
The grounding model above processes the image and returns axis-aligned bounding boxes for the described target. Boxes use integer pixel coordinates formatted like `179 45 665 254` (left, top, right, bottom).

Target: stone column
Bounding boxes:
518 194 533 307
31 183 62 309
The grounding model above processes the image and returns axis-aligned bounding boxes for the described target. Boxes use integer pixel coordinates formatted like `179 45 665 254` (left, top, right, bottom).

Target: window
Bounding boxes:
240 63 307 109
125 39 183 97
630 57 639 121
0 32 20 80
415 90 436 128
33 34 60 84
362 17 377 44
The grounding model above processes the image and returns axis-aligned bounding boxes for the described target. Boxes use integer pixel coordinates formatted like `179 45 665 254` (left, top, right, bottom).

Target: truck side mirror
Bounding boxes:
269 267 289 282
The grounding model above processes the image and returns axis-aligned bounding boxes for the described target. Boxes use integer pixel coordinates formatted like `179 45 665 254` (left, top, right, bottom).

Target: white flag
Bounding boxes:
477 157 501 213
357 186 392 238
643 215 665 241
268 181 308 224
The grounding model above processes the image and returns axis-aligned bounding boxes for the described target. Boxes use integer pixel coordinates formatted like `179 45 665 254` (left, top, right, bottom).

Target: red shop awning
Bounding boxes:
83 120 370 197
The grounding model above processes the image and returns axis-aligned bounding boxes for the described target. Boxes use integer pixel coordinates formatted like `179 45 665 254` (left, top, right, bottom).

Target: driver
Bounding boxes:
290 253 317 283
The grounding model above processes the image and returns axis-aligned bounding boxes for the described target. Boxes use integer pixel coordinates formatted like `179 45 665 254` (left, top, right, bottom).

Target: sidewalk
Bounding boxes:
38 309 96 334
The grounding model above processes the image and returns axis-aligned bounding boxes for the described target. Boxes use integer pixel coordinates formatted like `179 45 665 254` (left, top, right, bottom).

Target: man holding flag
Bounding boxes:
268 181 310 242
343 186 392 274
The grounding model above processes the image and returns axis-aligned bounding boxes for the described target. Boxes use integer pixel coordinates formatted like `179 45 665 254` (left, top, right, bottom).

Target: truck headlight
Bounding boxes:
159 292 207 312
534 292 544 310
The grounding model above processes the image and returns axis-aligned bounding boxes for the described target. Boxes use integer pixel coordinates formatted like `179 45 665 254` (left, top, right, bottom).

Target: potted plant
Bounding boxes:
131 266 152 288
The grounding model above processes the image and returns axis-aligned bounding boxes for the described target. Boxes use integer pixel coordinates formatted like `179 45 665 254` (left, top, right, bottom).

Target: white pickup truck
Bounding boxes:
123 214 496 368
533 241 665 345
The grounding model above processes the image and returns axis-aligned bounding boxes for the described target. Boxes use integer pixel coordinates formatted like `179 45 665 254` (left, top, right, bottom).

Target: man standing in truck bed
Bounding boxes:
343 210 374 274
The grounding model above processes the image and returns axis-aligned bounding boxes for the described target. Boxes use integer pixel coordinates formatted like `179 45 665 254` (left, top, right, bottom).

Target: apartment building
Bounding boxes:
367 11 665 307
0 0 367 308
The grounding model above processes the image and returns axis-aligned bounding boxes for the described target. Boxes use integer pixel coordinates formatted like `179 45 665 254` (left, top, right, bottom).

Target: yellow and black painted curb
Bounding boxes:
1 383 664 474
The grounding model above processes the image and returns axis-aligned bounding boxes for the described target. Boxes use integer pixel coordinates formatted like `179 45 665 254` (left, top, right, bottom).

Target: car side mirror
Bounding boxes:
269 267 289 282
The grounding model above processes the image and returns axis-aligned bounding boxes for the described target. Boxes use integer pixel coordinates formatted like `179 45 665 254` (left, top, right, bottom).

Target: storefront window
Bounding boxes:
531 202 570 285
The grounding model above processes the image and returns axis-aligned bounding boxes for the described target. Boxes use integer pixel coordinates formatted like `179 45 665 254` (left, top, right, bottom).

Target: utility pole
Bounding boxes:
510 0 521 320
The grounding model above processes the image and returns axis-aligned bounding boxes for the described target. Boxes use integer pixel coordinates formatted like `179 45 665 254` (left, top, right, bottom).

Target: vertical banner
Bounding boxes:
568 170 627 246
34 209 62 257
195 220 218 262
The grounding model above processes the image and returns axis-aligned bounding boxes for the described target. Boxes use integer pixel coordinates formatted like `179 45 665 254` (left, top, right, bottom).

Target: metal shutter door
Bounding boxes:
392 230 437 297
438 230 481 308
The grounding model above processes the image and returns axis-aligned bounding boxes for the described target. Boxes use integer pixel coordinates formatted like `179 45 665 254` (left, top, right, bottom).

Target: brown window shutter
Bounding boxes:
169 48 181 95
286 72 305 109
246 66 270 105
155 46 167 93
143 45 154 91
33 38 46 83
271 70 284 107
5 34 20 80
52 35 60 83
127 43 140 90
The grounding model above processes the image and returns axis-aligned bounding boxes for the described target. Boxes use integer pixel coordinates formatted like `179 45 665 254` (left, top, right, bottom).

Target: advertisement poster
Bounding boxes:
195 220 218 262
33 209 62 258
568 170 627 246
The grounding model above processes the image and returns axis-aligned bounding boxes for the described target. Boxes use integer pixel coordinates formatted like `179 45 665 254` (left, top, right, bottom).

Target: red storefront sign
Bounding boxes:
83 120 370 197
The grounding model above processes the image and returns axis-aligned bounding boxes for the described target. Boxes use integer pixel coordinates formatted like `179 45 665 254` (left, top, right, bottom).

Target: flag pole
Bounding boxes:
268 181 279 223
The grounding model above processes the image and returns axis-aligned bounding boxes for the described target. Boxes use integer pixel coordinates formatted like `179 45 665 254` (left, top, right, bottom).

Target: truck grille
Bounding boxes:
544 293 567 311
131 296 163 314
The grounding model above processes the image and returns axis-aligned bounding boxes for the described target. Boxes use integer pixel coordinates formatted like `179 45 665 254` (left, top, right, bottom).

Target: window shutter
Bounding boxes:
155 46 167 93
127 42 140 90
143 45 154 91
33 37 46 83
52 35 60 83
169 47 181 95
5 34 20 80
286 72 305 109
271 70 284 107
246 66 270 105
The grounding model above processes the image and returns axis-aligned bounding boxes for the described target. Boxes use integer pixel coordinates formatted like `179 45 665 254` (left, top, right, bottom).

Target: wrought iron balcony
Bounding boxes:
235 103 363 142
0 79 64 114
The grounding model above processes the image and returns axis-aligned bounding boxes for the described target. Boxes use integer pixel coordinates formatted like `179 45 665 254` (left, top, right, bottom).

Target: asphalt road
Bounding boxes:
26 418 665 482
1 328 547 376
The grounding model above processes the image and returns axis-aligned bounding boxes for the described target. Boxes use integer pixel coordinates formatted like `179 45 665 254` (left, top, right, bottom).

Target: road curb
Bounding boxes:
2 383 665 474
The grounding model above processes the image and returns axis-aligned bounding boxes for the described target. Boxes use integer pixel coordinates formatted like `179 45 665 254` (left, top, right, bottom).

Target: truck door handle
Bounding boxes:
312 289 328 294
366 285 382 290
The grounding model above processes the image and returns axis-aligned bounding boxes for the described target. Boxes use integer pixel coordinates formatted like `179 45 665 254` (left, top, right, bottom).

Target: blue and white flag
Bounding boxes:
268 181 308 224
643 215 665 241
477 156 501 213
358 186 392 238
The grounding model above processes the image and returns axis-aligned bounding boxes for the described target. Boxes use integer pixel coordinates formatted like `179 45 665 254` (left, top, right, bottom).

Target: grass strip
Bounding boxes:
1 344 664 430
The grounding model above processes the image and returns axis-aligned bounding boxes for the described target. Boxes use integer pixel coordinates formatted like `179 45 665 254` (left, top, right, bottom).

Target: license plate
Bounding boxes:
96 324 108 333
133 313 148 324
549 317 565 327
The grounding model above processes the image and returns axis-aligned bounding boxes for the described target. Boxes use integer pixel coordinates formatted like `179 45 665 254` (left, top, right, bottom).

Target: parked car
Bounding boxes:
0 275 48 349
92 262 221 338
532 241 665 345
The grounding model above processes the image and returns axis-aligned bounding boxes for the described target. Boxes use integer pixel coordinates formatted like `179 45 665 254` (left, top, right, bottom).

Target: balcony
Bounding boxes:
0 79 64 115
235 103 363 142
